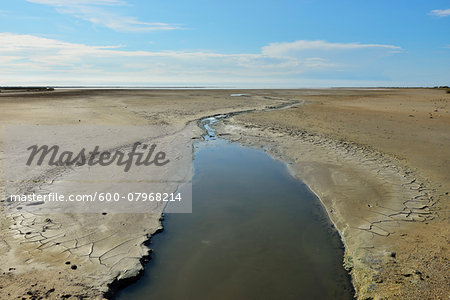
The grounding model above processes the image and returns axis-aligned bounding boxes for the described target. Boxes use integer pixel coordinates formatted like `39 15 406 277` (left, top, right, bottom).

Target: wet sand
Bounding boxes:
216 88 450 299
0 88 449 299
0 89 284 299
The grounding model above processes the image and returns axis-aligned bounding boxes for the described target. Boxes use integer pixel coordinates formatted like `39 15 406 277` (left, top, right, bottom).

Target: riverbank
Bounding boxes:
0 89 285 299
215 88 449 299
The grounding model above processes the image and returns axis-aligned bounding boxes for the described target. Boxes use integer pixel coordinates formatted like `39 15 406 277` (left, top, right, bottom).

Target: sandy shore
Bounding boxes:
0 88 448 299
215 88 450 299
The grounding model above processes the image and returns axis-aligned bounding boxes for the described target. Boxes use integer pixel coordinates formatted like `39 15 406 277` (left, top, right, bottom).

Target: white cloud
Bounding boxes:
26 0 181 32
262 40 402 57
27 0 125 5
301 57 339 69
0 33 403 86
429 9 450 17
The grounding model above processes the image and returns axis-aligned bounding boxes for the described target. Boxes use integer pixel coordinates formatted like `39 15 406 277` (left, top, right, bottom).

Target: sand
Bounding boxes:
215 88 450 299
0 89 284 299
0 88 448 299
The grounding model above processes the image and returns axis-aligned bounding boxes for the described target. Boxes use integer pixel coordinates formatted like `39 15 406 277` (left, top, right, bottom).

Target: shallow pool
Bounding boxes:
116 119 353 300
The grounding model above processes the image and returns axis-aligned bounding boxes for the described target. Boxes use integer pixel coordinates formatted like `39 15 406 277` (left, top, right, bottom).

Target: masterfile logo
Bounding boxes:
25 142 170 172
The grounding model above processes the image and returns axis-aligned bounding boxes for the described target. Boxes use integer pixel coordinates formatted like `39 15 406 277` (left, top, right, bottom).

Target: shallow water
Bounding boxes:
116 118 353 300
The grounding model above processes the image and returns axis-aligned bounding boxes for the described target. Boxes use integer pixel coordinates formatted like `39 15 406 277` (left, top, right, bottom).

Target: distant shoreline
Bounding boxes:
1 86 448 91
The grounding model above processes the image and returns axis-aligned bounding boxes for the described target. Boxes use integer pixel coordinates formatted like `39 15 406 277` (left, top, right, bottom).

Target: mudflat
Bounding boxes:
0 88 449 299
217 88 450 299
0 89 284 299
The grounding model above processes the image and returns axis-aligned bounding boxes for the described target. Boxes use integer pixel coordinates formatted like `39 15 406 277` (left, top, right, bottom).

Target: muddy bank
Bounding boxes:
214 88 449 299
0 89 286 299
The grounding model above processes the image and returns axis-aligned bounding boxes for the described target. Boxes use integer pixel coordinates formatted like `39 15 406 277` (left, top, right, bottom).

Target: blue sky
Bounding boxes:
0 0 449 87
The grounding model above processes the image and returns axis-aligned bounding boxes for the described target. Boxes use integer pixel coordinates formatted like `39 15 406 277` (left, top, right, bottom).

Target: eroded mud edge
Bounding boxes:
211 113 445 299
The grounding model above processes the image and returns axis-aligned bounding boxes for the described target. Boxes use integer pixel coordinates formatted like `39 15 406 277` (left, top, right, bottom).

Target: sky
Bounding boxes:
0 0 449 87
